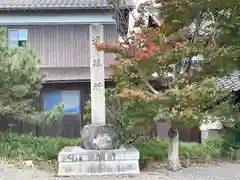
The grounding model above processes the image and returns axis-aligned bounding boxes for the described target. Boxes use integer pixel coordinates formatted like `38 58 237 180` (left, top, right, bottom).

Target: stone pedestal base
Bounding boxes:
58 145 140 176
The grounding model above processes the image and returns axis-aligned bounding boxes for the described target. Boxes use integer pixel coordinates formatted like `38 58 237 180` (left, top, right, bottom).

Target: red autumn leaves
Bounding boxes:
94 38 160 61
134 42 159 60
94 33 186 61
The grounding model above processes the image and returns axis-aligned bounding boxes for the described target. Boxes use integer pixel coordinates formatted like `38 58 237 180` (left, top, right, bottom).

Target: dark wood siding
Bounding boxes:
0 81 200 141
0 81 113 138
40 81 115 138
3 24 117 67
154 122 201 142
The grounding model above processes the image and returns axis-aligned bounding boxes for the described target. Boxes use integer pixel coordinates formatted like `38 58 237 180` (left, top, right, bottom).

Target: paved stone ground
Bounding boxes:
1 162 240 180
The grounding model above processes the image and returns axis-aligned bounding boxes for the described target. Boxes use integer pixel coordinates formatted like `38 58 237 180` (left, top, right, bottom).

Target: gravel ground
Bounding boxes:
1 162 240 180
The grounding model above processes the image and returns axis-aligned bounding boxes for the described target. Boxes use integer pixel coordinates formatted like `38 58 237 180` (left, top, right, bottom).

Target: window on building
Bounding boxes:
42 90 81 114
8 29 28 47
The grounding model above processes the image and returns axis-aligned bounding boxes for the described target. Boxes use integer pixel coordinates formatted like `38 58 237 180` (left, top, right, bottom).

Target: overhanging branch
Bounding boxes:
141 78 160 95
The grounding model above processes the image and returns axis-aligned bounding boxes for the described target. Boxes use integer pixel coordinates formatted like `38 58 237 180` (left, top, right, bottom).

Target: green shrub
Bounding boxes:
220 116 240 160
0 134 79 161
180 139 223 162
135 137 224 167
135 138 168 166
0 134 229 168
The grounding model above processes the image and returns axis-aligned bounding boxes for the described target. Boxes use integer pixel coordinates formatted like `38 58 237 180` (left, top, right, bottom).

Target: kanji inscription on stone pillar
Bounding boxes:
89 24 105 125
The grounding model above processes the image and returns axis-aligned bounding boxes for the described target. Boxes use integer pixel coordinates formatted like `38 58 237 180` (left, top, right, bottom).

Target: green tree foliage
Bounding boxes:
220 91 240 157
98 0 240 127
84 88 158 144
0 28 62 125
97 0 240 170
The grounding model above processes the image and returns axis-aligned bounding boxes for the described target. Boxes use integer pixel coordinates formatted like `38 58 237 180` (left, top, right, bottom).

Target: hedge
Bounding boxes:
0 134 228 168
0 134 80 162
135 137 223 166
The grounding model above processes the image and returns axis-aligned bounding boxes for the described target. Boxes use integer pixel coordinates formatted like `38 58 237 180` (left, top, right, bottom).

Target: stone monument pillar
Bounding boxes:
57 24 140 176
89 24 105 125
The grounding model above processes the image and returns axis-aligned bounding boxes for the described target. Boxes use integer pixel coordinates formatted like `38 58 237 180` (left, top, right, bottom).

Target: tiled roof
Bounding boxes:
0 0 133 10
217 71 240 91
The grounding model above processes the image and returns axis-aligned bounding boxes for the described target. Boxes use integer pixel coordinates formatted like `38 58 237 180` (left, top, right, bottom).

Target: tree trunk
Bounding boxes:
167 127 181 171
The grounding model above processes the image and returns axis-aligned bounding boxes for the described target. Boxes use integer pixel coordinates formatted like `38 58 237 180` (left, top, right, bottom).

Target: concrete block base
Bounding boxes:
57 145 140 176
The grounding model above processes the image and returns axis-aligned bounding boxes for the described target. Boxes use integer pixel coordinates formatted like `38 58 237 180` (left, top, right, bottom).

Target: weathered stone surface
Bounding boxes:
57 145 140 176
58 145 140 162
58 160 140 176
80 124 120 150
